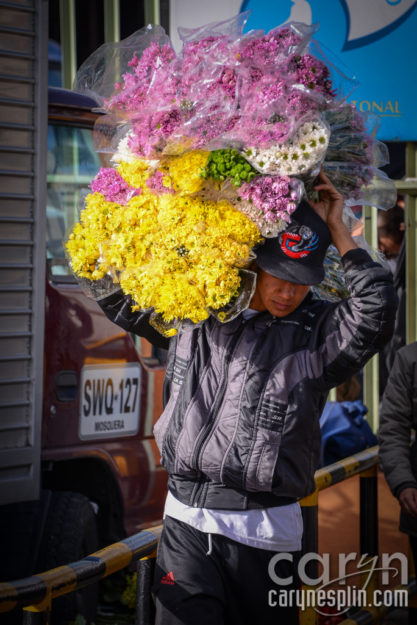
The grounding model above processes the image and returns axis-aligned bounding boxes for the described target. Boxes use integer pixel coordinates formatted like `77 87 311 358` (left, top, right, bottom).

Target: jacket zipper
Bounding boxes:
190 318 249 507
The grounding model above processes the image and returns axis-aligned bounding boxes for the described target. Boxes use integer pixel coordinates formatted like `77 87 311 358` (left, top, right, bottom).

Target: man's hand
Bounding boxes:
308 169 344 227
399 487 417 518
308 169 357 257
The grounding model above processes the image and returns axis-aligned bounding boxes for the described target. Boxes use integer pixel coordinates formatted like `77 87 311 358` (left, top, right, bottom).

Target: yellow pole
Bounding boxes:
59 0 76 89
104 0 120 43
145 0 160 25
363 205 379 432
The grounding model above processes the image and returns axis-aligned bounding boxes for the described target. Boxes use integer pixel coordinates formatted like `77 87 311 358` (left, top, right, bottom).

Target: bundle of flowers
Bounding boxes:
230 175 303 238
66 155 262 334
322 102 396 206
241 118 330 176
67 14 396 334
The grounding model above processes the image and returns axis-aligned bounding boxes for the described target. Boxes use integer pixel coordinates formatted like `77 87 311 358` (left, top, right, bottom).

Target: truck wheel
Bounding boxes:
37 491 99 625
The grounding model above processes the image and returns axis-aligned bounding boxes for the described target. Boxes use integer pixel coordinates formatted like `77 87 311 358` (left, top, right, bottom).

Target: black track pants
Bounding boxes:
152 515 301 625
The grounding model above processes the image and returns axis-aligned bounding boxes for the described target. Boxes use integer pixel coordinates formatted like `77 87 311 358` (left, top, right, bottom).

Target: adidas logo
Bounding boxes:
161 571 175 585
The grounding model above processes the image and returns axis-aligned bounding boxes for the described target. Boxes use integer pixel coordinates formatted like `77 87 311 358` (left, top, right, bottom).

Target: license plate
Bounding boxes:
79 363 142 440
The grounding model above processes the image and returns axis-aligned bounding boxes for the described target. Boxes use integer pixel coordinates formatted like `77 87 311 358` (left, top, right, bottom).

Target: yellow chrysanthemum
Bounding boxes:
66 157 262 334
165 150 209 194
117 158 153 190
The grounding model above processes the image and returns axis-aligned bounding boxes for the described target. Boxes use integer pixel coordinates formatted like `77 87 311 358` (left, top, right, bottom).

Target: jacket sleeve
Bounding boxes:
96 289 171 350
314 248 397 391
378 345 417 497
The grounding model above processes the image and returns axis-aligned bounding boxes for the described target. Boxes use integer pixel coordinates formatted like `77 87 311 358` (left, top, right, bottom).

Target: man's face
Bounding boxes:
250 269 310 317
377 213 404 260
377 234 401 260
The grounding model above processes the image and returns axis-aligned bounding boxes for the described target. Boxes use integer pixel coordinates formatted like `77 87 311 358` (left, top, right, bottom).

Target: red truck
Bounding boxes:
0 87 168 624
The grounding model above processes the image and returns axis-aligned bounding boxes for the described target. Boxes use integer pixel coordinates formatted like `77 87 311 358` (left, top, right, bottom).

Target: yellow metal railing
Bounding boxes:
300 447 414 625
0 525 162 624
1 449 414 624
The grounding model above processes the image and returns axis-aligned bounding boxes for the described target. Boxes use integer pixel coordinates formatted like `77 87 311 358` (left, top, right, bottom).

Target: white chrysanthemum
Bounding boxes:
111 133 139 164
242 118 330 176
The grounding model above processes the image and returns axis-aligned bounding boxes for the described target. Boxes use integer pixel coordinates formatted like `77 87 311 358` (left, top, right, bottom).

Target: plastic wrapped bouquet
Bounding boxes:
66 13 396 335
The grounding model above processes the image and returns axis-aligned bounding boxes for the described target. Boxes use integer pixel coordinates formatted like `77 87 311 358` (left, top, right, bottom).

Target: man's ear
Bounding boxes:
400 222 405 232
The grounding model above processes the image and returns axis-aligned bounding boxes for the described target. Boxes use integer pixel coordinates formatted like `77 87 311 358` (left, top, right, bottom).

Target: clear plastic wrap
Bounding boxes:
325 132 389 168
312 234 390 302
74 273 122 301
312 245 349 302
74 25 174 107
324 102 379 135
324 162 397 210
178 11 250 45
301 39 359 104
346 170 398 211
235 22 317 75
341 205 363 235
208 268 257 322
319 101 394 209
149 312 180 338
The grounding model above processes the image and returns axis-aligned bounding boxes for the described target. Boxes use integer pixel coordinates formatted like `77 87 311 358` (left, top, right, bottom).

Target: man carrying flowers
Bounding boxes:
96 171 396 624
67 15 401 623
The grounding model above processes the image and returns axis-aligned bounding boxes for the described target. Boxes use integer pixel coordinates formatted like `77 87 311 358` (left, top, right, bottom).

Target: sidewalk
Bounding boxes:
318 469 410 624
319 469 408 560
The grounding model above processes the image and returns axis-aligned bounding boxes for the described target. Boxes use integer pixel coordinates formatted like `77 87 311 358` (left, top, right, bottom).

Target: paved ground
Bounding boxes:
318 470 411 624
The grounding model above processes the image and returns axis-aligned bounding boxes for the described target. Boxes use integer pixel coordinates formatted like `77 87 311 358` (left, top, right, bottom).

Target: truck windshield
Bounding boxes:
46 122 101 278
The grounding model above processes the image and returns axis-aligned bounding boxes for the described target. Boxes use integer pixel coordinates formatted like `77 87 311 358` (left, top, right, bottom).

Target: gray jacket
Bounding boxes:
99 248 396 510
378 342 417 498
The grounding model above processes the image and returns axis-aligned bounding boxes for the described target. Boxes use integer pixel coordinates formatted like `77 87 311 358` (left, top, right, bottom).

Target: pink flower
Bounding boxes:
90 168 141 204
146 170 174 195
127 108 184 157
238 175 301 222
238 27 302 66
106 42 177 113
289 53 336 99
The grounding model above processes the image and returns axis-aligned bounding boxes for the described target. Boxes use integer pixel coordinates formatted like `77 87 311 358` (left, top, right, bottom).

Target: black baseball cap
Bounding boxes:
254 200 331 285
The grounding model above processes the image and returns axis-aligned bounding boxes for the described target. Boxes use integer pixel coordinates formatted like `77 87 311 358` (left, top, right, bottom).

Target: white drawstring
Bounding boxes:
206 533 213 556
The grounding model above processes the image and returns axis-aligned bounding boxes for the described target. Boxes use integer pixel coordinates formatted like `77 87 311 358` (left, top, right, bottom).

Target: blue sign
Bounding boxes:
240 0 417 140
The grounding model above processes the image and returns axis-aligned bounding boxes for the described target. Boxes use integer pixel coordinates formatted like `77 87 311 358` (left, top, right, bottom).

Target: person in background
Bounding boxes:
378 204 406 394
336 375 361 403
377 203 405 275
378 342 417 625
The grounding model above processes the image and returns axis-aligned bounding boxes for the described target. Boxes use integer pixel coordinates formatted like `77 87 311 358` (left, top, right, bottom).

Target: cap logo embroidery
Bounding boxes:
279 225 319 259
